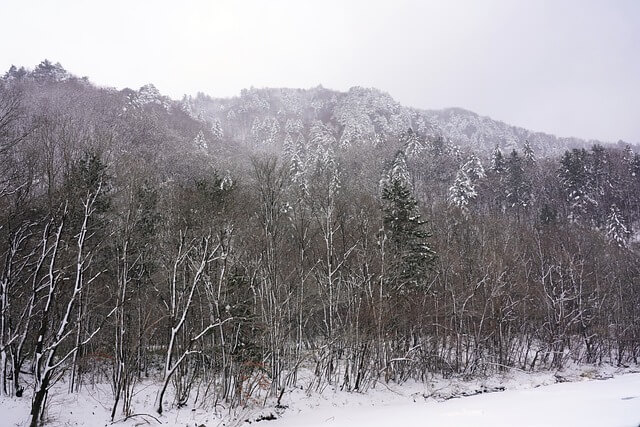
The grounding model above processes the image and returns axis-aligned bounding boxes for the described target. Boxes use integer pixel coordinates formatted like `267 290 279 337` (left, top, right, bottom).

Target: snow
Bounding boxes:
272 372 640 427
1 368 639 426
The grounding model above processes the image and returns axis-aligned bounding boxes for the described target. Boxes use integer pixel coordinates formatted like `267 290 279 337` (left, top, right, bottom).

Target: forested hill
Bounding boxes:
2 60 640 426
4 60 615 162
184 86 609 158
3 59 640 247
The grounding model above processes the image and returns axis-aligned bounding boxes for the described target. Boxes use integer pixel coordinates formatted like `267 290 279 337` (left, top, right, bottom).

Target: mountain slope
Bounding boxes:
182 86 607 157
2 61 614 159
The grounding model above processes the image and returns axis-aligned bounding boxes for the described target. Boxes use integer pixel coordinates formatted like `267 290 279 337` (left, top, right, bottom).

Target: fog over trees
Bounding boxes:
1 61 639 426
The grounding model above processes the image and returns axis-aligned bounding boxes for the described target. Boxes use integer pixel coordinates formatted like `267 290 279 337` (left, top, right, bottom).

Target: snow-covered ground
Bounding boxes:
273 372 640 427
1 367 639 426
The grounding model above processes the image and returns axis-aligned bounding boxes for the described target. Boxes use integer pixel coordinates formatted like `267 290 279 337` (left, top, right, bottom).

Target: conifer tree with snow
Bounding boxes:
462 153 486 181
559 148 595 222
622 145 634 169
3 65 27 80
31 59 69 82
448 154 485 215
402 127 425 157
490 145 506 174
590 145 609 194
193 130 208 150
632 154 640 180
309 120 336 152
137 83 168 108
449 169 477 215
211 119 224 142
381 151 435 291
523 140 536 164
284 133 308 193
506 149 532 218
486 146 508 212
606 204 630 247
589 144 612 225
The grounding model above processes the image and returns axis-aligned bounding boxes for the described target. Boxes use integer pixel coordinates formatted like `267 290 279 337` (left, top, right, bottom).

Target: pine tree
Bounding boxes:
403 128 425 157
523 140 536 164
506 150 532 217
632 154 640 180
462 154 486 181
3 65 27 80
449 169 476 214
309 121 336 151
622 145 634 169
487 146 507 213
606 204 629 247
193 131 208 150
251 118 279 145
211 120 224 141
590 145 609 199
559 149 595 222
381 151 435 291
31 59 69 82
428 135 448 157
490 145 506 174
448 154 486 215
284 134 308 193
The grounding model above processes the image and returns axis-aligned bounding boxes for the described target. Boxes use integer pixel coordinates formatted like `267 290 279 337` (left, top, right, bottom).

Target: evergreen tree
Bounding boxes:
402 128 425 157
462 153 486 181
490 145 506 174
506 150 532 218
606 204 630 247
632 154 640 180
428 135 448 157
193 131 208 150
559 149 595 222
523 140 536 165
486 146 507 213
449 154 485 215
309 120 336 151
381 151 435 291
622 145 634 169
448 169 476 215
3 65 27 80
590 145 610 200
284 133 308 193
211 120 224 141
31 59 69 82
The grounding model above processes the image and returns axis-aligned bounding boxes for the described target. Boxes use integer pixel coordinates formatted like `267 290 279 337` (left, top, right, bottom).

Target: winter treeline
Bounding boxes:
1 62 639 426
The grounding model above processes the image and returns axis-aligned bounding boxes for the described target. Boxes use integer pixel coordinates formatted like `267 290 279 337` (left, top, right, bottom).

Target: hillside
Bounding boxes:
1 60 639 427
183 85 607 158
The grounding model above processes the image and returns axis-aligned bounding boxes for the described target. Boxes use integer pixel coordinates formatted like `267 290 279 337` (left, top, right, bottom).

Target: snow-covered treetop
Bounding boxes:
403 128 426 157
193 131 208 151
606 204 630 247
462 154 486 181
380 150 411 195
523 140 536 163
449 169 477 213
31 59 70 82
137 84 170 109
2 59 71 83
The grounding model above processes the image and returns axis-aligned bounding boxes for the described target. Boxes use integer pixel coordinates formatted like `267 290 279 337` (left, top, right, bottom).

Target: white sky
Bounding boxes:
1 0 639 142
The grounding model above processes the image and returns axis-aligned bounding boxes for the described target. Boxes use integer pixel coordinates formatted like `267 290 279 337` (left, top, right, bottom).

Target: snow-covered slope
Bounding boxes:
184 87 611 157
421 107 599 157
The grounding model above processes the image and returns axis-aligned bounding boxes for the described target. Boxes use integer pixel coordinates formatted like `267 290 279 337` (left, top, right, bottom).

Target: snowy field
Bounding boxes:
272 373 640 427
1 368 639 426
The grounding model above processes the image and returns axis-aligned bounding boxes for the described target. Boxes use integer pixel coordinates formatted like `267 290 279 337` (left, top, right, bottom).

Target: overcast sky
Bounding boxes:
1 0 639 142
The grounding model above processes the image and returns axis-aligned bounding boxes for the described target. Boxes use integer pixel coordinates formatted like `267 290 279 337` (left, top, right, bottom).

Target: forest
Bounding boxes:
1 61 639 426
